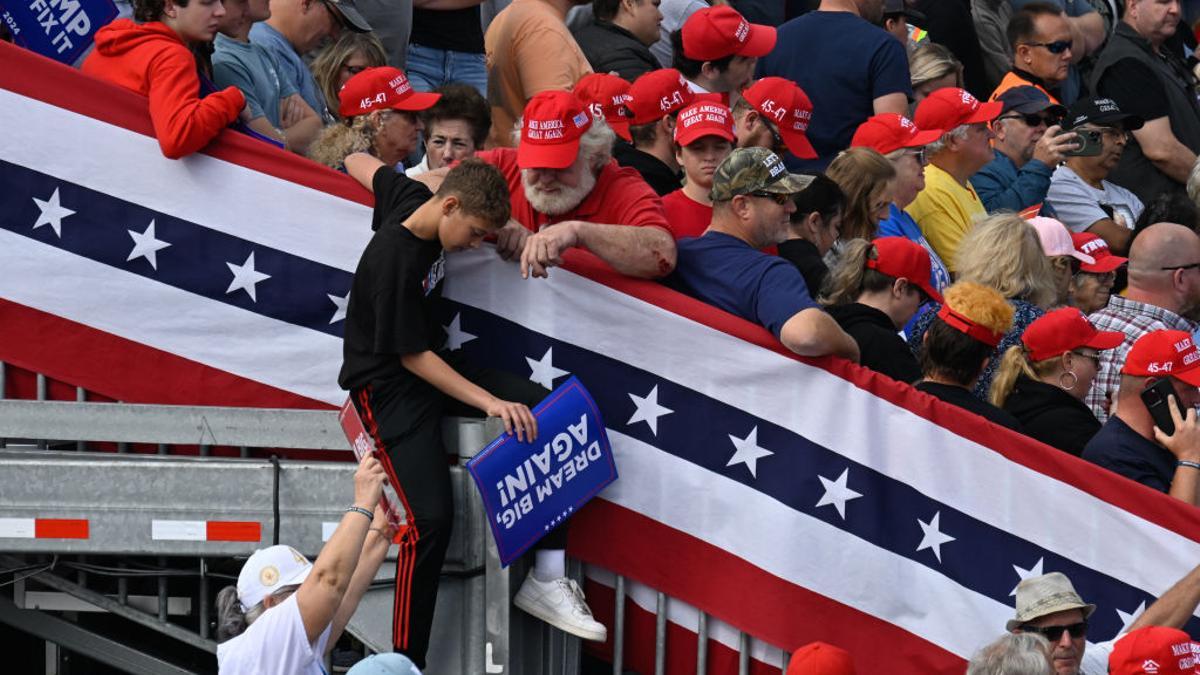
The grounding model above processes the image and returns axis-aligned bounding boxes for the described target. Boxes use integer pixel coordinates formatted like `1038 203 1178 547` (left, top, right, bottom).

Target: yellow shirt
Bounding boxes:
905 163 985 273
484 0 593 148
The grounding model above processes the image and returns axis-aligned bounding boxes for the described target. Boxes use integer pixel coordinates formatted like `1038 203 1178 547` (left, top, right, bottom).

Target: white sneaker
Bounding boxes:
513 572 608 642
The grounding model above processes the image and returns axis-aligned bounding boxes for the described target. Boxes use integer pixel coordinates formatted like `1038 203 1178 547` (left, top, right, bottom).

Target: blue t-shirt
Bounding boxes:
250 23 330 122
1082 415 1175 494
756 11 912 172
876 204 952 293
667 231 817 337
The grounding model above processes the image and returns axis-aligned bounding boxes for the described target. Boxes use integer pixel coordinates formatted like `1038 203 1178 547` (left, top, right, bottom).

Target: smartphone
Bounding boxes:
1142 378 1181 436
1064 129 1104 157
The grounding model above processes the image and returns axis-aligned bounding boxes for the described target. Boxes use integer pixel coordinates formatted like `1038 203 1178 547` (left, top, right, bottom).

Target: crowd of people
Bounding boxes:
20 0 1200 670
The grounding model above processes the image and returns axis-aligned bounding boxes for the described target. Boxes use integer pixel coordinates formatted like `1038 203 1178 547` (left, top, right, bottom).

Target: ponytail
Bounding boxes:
820 238 897 306
989 345 1044 408
215 586 248 642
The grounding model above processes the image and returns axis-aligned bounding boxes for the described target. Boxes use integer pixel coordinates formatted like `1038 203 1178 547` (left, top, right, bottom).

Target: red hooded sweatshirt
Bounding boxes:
82 20 245 159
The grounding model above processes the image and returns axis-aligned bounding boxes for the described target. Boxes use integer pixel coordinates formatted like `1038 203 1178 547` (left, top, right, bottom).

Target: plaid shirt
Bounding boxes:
1086 295 1197 421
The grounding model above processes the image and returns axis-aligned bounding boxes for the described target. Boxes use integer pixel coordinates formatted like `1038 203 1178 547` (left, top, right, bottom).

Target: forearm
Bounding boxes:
326 529 392 651
295 508 371 640
1068 13 1105 60
1168 465 1200 506
400 350 494 410
781 309 860 361
575 222 677 278
283 115 323 155
1130 564 1200 631
1149 142 1198 183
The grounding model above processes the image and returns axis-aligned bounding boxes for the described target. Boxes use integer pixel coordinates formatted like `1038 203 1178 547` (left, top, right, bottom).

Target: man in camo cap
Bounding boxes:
666 147 860 361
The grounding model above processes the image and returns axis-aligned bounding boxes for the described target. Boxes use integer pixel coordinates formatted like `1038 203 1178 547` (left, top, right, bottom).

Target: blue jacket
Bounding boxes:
970 151 1055 215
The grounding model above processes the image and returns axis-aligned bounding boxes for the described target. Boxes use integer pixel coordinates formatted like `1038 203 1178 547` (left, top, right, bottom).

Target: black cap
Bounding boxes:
883 0 926 23
1063 97 1144 132
324 0 372 33
996 85 1066 119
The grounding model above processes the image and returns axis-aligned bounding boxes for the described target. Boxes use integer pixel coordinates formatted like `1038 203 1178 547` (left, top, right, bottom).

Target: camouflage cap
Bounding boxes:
710 147 814 202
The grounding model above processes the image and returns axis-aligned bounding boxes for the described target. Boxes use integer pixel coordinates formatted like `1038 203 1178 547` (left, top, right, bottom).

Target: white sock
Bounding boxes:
533 549 566 581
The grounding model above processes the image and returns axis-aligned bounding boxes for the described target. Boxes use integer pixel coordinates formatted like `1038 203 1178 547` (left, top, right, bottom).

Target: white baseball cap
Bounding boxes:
236 545 313 611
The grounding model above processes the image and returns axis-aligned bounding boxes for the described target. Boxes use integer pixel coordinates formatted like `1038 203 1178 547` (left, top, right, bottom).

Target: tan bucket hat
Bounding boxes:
1007 572 1097 631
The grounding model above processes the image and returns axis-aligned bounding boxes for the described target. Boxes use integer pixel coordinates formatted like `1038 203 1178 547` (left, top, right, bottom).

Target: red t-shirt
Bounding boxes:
661 189 713 240
476 149 669 233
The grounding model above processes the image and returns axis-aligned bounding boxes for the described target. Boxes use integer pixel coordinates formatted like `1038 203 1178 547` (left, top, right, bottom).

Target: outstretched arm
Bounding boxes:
519 221 677 279
326 505 396 652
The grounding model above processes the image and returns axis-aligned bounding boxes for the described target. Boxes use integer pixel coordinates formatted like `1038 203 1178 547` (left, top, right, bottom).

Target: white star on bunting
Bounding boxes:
726 426 773 479
126 219 171 270
32 188 75 237
1010 558 1045 596
815 468 862 520
916 511 955 563
225 252 271 302
526 347 568 389
327 292 350 324
627 385 673 435
444 313 477 350
1116 601 1146 634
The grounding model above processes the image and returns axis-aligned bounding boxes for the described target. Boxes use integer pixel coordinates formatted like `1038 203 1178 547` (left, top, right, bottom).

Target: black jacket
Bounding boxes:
613 142 681 196
572 20 661 82
776 239 828 298
826 303 921 384
915 381 1025 432
1002 377 1101 457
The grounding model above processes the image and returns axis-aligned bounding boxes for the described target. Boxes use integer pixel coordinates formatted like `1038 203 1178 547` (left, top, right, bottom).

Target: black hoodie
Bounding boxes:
826 303 921 384
1002 377 1101 457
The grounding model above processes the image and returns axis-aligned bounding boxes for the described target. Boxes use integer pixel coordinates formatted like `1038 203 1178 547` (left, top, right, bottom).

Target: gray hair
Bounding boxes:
966 633 1052 675
925 124 971 157
214 584 299 642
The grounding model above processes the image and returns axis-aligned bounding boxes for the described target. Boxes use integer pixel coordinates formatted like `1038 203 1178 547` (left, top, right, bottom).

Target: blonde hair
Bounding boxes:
820 238 897 305
825 147 896 241
955 213 1058 308
310 34 388 121
989 345 1061 408
909 41 962 92
308 114 377 169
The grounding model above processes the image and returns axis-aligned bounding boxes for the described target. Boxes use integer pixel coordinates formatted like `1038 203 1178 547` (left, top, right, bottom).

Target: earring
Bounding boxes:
1059 370 1078 391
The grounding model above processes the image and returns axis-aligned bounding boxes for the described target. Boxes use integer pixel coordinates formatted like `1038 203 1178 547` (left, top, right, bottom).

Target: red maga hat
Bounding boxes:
1071 231 1128 273
1108 626 1199 675
851 113 943 155
674 101 735 145
741 77 817 159
574 73 633 142
1122 330 1200 386
627 69 695 126
867 237 943 304
517 90 593 170
681 5 776 62
338 67 441 118
914 87 1002 133
1020 307 1123 362
786 642 856 675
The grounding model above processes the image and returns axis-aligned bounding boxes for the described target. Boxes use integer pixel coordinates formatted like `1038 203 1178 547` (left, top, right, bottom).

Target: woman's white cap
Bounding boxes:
237 545 313 611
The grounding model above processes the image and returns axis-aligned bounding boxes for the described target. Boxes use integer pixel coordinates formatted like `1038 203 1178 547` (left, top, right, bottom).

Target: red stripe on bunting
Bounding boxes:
0 298 331 410
568 499 965 675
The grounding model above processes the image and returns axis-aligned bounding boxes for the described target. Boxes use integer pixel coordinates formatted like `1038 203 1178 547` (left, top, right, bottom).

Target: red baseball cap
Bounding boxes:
338 67 441 118
574 73 633 142
1109 626 1198 675
1071 231 1128 273
627 69 695 125
851 113 944 155
1020 307 1123 361
517 90 594 170
674 101 735 145
786 642 856 675
1122 330 1200 386
741 77 817 159
867 237 943 304
914 87 1002 133
681 5 776 62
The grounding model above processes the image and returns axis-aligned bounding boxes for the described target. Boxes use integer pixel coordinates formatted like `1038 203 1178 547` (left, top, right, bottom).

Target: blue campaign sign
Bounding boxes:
1 0 118 65
467 376 618 567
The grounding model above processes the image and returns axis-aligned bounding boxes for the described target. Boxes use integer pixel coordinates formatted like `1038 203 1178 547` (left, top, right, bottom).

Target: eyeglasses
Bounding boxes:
1072 351 1101 367
748 191 792 205
1019 621 1088 641
1161 262 1200 271
1023 40 1072 54
998 112 1058 128
905 148 927 165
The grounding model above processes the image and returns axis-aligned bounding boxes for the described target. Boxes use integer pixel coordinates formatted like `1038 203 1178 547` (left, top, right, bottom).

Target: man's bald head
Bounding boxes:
1126 222 1200 313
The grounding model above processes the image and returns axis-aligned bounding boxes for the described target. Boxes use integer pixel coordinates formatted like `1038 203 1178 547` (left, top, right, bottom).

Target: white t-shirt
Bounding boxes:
217 594 332 675
1047 165 1144 234
1079 638 1116 674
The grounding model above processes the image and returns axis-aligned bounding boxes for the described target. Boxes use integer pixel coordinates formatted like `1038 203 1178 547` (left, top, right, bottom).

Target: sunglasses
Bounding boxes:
1024 40 1072 54
749 191 792 205
1072 350 1101 367
905 148 927 165
1019 621 1088 641
998 112 1058 127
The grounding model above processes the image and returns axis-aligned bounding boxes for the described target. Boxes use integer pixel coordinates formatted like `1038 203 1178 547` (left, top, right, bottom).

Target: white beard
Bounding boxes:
523 166 597 216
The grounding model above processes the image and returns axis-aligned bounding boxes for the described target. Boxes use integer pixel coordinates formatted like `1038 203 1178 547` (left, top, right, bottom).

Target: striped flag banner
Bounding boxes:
3 41 1200 673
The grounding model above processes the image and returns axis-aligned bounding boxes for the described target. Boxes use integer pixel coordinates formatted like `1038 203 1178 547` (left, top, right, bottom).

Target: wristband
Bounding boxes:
1178 460 1200 471
346 506 374 520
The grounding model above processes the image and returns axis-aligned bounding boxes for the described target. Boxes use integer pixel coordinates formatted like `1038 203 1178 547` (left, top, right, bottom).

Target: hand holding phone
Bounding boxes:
1063 128 1104 157
1143 377 1179 436
1146 380 1200 462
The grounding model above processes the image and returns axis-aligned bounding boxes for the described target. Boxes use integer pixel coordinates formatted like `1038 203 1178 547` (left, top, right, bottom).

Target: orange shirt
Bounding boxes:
989 70 1059 105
